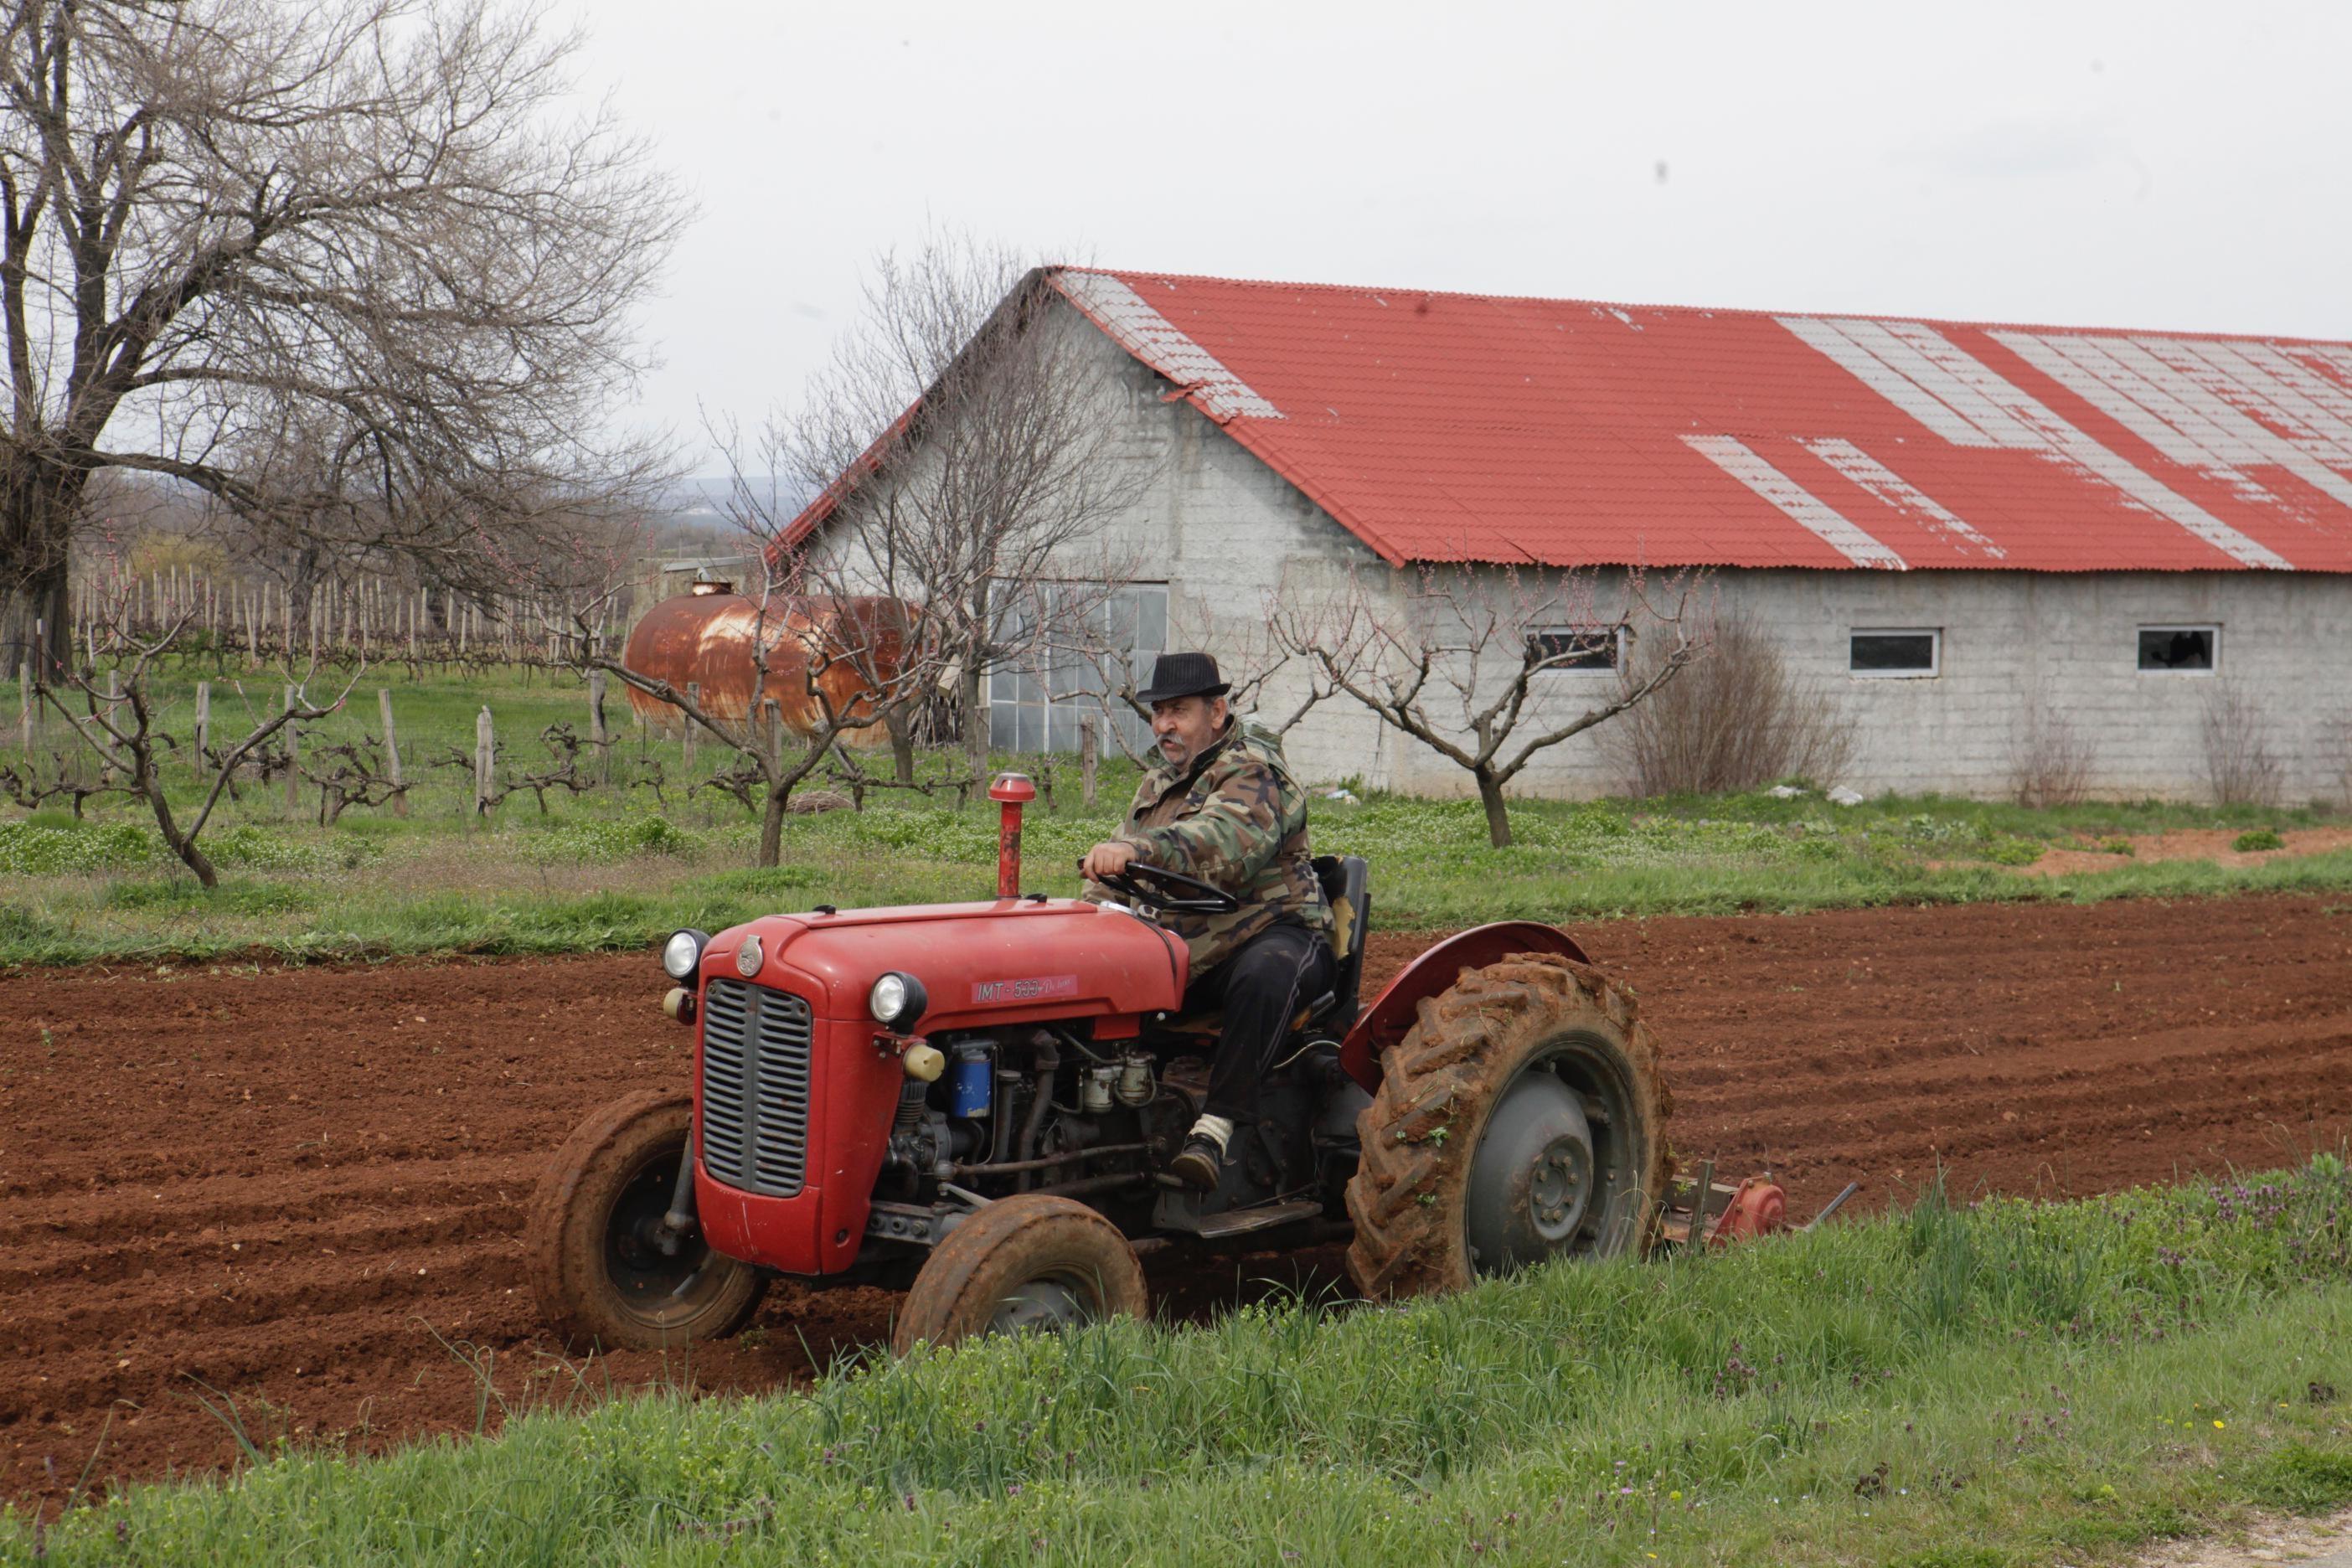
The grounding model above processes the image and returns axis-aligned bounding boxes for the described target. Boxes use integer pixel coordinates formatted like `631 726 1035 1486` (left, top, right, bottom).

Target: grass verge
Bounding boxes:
5 787 2352 967
11 1159 2352 1565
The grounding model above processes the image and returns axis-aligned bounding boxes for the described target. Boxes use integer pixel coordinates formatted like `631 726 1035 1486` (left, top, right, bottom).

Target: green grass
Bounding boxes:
3 789 2350 967
12 1158 2352 1565
3 662 2349 965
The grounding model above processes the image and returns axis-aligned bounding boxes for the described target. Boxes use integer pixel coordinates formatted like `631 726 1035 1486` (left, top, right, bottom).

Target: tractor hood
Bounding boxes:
699 897 1188 1034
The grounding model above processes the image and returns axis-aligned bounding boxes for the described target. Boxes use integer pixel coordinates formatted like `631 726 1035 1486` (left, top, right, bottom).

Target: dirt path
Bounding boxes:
7 891 2351 1511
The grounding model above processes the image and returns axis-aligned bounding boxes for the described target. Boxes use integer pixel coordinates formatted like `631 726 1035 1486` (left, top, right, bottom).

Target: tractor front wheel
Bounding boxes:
891 1194 1148 1354
528 1091 767 1351
1344 956 1670 1298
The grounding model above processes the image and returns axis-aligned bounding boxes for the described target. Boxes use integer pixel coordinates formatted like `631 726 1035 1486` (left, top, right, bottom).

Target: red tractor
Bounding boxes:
529 776 1720 1353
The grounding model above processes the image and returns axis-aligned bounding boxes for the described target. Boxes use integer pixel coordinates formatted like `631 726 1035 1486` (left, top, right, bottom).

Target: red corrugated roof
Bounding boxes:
1049 268 2352 573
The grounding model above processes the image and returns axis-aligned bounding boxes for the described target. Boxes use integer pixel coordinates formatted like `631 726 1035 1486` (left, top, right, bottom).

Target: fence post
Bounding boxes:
99 670 123 782
1080 717 1099 807
588 669 611 786
282 683 302 812
380 688 408 818
683 682 699 769
193 680 210 780
474 705 496 814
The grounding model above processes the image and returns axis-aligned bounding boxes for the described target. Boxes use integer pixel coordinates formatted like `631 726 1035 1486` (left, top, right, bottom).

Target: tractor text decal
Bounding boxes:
971 974 1081 1004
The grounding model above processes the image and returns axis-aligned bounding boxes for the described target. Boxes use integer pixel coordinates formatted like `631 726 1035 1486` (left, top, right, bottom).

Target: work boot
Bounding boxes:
1169 1113 1233 1191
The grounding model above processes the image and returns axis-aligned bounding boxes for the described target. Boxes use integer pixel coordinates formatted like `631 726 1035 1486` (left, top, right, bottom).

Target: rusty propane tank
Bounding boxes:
620 584 907 742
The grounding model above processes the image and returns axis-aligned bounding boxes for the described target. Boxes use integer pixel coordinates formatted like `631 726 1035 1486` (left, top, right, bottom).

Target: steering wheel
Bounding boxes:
1081 857 1240 916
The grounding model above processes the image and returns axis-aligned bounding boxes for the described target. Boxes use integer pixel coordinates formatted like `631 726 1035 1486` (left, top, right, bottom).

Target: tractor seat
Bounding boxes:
1149 854 1370 1039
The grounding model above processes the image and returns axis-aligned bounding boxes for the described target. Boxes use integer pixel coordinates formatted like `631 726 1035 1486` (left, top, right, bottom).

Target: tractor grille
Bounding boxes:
697 978 813 1198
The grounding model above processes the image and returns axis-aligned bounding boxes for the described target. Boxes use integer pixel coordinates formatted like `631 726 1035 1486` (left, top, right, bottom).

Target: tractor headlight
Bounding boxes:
869 971 927 1032
662 929 708 981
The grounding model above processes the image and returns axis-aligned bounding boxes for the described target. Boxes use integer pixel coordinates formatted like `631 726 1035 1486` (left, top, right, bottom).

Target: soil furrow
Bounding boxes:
5 891 2348 1512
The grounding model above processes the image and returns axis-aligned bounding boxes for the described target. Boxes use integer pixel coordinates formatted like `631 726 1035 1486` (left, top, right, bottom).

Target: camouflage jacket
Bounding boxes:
1092 717 1330 978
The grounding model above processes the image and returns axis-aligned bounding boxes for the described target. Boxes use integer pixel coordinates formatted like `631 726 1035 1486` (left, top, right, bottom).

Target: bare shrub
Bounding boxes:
2007 699 2098 807
1608 612 1854 797
2321 708 2352 812
2200 681 2284 807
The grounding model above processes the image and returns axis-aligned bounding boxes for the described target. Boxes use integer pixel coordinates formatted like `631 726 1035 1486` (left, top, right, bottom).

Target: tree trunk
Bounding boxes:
885 704 916 785
0 560 70 682
1476 767 1512 848
759 780 790 867
957 654 988 806
141 758 219 888
287 546 322 640
0 451 89 680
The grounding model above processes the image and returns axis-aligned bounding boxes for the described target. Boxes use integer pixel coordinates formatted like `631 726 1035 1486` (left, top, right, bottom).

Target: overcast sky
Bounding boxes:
552 0 2352 464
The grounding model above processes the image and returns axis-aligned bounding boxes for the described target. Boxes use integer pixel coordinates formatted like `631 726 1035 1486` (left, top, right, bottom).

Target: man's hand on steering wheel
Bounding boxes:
1079 842 1240 915
1081 839 1139 882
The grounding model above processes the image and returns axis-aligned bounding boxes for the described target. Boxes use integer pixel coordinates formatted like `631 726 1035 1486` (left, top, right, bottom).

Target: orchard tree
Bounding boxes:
0 0 683 673
1270 562 1706 848
778 238 1148 786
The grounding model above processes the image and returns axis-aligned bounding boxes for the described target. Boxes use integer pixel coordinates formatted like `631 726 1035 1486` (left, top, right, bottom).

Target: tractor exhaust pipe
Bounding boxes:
989 772 1035 898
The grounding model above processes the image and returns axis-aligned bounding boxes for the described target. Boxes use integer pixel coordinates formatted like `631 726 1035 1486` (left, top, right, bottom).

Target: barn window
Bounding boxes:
988 582 1168 752
2138 625 2218 674
1526 625 1624 673
1849 628 1940 678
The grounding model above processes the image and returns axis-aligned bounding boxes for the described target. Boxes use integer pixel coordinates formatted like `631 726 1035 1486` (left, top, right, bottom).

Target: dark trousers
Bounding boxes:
1184 924 1336 1122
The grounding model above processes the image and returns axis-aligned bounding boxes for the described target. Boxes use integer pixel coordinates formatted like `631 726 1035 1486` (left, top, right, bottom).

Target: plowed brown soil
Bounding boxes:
8 891 2351 1513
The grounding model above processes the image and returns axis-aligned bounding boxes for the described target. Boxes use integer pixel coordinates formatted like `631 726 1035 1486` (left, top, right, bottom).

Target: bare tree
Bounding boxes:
2200 680 2284 807
39 570 357 885
1609 609 1855 797
567 507 943 866
0 0 685 673
1271 562 1705 847
777 237 1148 787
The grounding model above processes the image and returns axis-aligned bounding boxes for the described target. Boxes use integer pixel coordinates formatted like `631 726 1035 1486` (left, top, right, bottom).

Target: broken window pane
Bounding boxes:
2138 626 2216 673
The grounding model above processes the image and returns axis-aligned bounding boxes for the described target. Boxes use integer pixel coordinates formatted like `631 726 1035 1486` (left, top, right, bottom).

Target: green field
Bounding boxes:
10 1160 2352 1565
3 667 2348 966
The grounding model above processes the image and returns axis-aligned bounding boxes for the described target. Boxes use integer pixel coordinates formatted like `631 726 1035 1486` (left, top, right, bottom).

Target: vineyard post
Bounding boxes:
101 670 123 783
764 699 782 771
380 689 408 818
283 683 301 812
474 706 495 815
15 661 28 752
193 681 210 781
683 682 699 768
588 669 611 785
1081 716 1098 807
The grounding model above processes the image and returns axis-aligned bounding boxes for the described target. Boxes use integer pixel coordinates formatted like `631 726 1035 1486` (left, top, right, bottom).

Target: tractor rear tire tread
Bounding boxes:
1344 956 1671 1300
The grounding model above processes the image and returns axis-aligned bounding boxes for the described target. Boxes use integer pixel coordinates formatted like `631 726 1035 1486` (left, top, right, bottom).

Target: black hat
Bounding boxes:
1136 651 1230 704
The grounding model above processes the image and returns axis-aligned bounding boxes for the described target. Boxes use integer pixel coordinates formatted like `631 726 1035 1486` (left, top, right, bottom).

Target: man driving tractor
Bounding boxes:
1080 652 1333 1190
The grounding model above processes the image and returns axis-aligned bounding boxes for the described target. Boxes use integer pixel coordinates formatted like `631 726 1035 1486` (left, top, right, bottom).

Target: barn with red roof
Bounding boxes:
792 266 2352 802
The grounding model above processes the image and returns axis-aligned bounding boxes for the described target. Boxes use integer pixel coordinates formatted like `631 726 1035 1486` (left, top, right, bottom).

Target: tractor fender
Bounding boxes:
1336 921 1594 1093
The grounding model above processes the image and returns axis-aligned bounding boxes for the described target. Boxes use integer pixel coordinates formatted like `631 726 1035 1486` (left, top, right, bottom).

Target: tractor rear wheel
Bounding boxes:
529 1091 767 1351
890 1194 1148 1354
1344 956 1670 1299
